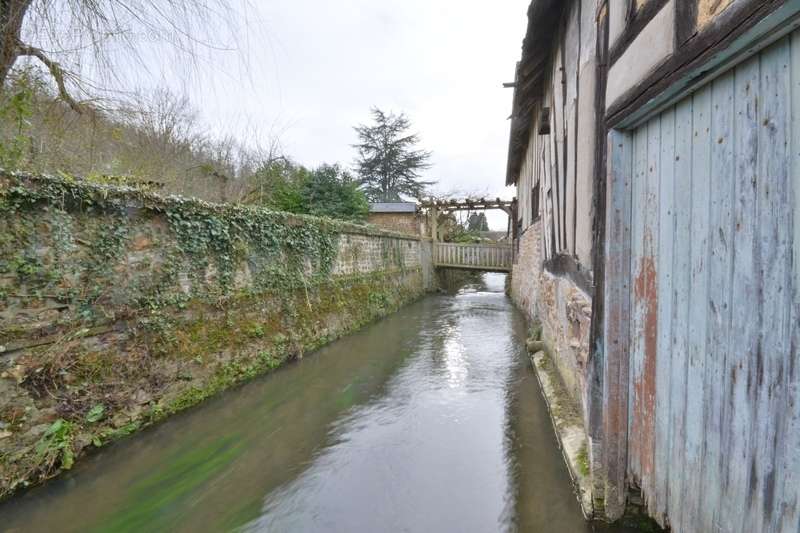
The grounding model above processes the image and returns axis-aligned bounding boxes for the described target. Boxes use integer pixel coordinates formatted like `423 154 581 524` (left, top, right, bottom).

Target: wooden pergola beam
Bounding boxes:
419 198 515 212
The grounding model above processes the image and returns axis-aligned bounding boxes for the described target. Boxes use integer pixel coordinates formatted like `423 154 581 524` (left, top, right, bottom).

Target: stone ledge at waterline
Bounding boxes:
0 171 435 501
525 336 593 519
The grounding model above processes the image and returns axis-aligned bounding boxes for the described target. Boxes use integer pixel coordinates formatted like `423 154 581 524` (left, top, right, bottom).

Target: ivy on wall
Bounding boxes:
0 169 427 500
0 170 420 341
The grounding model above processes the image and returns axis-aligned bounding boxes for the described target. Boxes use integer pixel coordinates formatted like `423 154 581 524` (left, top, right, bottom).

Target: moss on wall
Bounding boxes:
0 171 429 501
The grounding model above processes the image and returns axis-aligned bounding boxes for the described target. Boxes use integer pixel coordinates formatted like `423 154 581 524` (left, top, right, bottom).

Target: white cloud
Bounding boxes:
141 0 530 229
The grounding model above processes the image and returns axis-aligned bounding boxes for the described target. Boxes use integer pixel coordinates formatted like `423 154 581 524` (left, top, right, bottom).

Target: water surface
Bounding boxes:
1 273 628 532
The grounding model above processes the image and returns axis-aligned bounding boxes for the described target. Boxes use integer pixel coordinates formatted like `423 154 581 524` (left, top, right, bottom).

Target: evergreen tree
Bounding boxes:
302 164 369 221
467 212 489 232
353 108 434 202
250 161 368 221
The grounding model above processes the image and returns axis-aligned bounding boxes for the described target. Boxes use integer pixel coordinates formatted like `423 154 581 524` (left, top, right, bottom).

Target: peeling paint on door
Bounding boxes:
602 29 800 533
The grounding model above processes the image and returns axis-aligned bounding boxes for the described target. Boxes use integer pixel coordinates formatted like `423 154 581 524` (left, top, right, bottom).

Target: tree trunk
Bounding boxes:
0 0 32 88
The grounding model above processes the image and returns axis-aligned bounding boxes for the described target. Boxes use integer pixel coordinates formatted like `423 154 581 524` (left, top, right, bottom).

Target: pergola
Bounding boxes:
419 198 517 242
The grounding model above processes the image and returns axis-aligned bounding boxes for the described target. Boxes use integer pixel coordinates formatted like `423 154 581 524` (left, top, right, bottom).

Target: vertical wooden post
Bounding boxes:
511 199 519 262
431 206 439 242
602 130 634 520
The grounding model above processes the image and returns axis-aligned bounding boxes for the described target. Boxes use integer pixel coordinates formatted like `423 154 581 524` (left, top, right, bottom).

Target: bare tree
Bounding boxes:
0 73 289 202
1 2 32 95
0 0 242 111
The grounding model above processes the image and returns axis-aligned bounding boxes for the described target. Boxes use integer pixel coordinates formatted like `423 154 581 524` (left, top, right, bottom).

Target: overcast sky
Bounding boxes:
134 0 531 229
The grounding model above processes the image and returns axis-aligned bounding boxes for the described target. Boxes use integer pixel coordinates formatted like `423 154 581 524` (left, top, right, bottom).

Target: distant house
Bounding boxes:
367 202 424 235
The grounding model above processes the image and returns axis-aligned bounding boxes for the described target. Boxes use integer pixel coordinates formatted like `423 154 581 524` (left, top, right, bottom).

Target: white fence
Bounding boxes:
433 242 512 272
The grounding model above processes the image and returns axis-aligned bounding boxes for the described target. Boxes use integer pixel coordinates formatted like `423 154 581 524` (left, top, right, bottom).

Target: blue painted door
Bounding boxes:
619 28 800 533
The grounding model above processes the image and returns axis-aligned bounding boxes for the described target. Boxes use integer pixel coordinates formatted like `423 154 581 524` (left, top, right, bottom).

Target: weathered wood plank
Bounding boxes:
543 115 555 260
541 146 548 259
630 114 661 502
795 29 800 304
667 96 694 532
628 123 648 484
701 68 735 533
753 36 793 533
552 52 565 253
681 82 712 532
602 130 633 519
565 1 580 256
719 51 761 533
640 113 660 510
653 106 675 524
775 27 800 533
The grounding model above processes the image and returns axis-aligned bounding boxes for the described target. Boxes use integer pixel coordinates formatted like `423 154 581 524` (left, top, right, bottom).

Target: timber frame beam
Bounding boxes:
420 198 515 217
421 198 517 244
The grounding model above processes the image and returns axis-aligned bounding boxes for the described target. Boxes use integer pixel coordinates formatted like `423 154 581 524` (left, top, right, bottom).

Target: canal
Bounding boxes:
0 274 631 532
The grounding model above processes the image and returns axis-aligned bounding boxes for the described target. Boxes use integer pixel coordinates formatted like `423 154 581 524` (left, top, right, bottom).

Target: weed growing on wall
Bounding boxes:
34 419 75 471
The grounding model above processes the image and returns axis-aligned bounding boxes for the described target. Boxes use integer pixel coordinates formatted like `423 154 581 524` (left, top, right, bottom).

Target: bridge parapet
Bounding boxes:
434 242 512 272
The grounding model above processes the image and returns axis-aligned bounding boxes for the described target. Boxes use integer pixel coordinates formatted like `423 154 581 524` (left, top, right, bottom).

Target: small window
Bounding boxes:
531 182 541 222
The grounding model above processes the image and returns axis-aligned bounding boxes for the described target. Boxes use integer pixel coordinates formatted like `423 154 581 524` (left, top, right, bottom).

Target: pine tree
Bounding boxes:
353 108 434 202
467 212 489 232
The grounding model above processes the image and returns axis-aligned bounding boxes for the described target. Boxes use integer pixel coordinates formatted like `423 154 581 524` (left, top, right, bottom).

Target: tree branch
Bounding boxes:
15 42 82 113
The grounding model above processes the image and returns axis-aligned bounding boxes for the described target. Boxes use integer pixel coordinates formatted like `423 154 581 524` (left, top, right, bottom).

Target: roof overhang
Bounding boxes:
505 0 565 186
369 202 417 213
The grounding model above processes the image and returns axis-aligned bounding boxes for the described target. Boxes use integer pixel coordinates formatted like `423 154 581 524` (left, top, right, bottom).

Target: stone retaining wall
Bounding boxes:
510 220 592 415
0 172 434 500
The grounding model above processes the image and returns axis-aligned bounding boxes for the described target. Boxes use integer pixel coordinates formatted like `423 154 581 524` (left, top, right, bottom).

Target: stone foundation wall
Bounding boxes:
536 271 592 415
0 172 433 500
509 220 592 415
510 222 542 319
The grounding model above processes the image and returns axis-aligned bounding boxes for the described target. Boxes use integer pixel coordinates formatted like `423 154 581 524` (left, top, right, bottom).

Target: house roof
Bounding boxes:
505 0 566 186
369 202 417 213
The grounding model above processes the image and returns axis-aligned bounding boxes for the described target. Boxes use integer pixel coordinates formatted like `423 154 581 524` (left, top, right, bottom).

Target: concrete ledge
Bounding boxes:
528 349 594 519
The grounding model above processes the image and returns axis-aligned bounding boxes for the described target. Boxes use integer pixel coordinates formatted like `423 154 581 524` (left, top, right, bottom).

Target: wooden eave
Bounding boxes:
505 0 565 186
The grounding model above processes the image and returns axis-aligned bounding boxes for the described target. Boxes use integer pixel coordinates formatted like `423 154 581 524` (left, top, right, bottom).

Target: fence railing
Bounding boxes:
433 242 512 272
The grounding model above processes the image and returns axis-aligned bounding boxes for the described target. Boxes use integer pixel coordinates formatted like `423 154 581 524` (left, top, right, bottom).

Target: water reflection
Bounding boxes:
442 325 468 389
0 273 629 533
